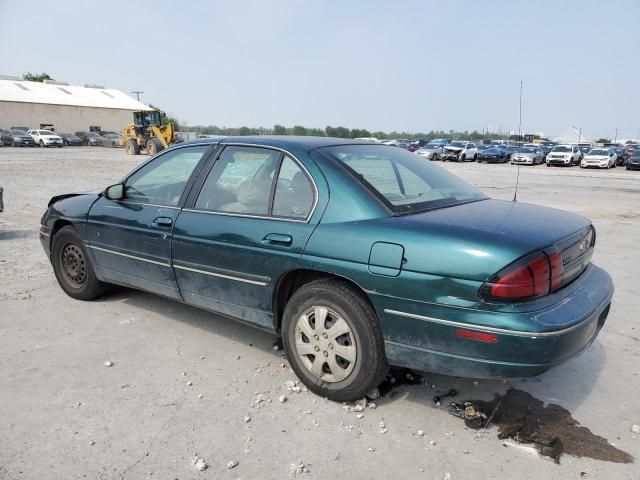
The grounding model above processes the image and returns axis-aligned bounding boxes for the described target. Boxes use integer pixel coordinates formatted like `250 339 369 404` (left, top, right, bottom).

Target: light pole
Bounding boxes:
131 90 144 101
570 125 581 143
614 128 619 143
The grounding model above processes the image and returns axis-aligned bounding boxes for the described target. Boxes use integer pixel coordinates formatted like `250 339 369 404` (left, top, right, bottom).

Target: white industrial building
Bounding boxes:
0 76 151 133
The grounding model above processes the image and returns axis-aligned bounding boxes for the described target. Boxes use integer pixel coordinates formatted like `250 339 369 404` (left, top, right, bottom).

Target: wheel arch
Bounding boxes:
272 268 376 333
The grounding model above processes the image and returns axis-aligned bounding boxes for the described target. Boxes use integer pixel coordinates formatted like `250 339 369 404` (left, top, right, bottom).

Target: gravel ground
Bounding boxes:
0 146 639 479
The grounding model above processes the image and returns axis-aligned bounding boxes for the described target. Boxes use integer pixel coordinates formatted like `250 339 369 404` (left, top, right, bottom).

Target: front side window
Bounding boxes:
124 145 209 206
272 156 314 218
195 146 280 215
319 144 487 214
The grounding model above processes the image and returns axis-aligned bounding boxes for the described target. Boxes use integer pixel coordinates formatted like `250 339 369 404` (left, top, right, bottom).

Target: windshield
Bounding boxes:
40 130 55 135
11 130 27 135
518 147 536 153
448 142 466 148
88 132 101 138
318 145 488 214
588 149 609 156
552 146 571 152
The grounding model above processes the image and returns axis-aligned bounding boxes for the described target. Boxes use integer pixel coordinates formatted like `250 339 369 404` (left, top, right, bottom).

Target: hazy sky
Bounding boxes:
1 0 638 138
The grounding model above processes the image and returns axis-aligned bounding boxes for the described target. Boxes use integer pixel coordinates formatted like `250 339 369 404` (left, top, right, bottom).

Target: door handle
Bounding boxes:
152 216 173 227
262 233 293 246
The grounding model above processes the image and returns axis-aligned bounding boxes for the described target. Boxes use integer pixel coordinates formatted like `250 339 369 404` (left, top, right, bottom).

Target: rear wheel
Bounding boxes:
51 226 109 300
460 154 466 162
282 279 388 402
125 139 141 155
146 138 163 155
39 140 44 148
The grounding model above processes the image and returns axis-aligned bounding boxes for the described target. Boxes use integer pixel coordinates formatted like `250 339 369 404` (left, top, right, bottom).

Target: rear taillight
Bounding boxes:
480 250 561 302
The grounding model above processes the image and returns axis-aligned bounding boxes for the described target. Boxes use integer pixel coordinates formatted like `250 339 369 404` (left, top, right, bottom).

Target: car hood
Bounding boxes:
584 155 608 160
550 151 572 156
444 146 463 152
363 199 591 280
513 152 535 158
41 135 62 140
48 190 101 207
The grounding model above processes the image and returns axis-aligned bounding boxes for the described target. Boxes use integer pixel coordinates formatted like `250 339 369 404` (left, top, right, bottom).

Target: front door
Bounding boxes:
86 144 212 299
171 145 320 330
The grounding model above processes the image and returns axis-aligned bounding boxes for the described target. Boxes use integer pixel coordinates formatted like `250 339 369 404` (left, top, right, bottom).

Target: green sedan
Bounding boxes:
39 137 613 401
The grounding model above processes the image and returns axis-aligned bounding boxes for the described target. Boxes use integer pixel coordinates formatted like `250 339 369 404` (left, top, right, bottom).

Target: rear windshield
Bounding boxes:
318 144 487 214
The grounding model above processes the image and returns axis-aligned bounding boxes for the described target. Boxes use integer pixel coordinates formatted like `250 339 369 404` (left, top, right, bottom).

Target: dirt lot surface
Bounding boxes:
1 146 639 479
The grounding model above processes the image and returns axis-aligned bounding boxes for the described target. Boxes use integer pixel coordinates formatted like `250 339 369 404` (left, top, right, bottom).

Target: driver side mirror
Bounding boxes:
105 183 124 200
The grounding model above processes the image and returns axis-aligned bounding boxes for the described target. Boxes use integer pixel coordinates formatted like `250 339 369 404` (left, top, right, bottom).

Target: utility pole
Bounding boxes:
518 80 523 139
614 128 619 143
131 90 144 101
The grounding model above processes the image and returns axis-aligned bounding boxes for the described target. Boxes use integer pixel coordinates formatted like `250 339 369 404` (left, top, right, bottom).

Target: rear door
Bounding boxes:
86 144 213 299
171 144 321 330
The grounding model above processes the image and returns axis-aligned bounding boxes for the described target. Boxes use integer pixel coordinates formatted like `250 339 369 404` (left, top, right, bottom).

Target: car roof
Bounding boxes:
178 135 368 150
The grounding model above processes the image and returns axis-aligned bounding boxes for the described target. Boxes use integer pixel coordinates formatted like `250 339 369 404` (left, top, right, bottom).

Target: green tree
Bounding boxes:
334 126 350 138
595 138 611 144
273 124 287 135
291 125 308 136
22 72 52 82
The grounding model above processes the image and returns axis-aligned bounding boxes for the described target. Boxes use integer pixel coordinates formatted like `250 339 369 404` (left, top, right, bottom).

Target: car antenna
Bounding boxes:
513 79 523 203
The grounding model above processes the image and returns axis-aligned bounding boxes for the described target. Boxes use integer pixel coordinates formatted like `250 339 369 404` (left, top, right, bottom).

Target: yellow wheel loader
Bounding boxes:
120 110 176 155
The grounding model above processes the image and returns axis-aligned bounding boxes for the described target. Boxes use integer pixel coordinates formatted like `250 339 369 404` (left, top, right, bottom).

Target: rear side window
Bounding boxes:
124 145 209 206
272 156 314 218
195 146 280 215
319 144 486 214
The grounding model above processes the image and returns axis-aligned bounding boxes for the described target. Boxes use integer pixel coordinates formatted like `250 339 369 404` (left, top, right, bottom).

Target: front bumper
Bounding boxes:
547 157 571 165
374 264 613 378
511 157 534 164
442 152 462 161
581 160 609 168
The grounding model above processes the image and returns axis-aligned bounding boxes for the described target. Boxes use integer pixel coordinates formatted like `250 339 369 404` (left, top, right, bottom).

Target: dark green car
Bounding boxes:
40 137 613 401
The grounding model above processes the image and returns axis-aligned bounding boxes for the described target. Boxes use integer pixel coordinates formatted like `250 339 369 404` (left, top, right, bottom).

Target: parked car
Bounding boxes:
577 143 592 158
27 129 63 148
441 142 478 162
9 129 36 147
626 152 640 171
427 138 450 147
546 144 581 166
477 146 508 163
538 145 553 161
59 133 84 147
613 147 628 166
99 133 122 148
510 147 545 165
0 129 13 146
75 131 102 146
580 148 617 169
414 144 443 160
39 137 613 401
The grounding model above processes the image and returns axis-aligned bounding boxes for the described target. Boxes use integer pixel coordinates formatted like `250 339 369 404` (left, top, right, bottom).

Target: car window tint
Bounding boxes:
124 145 208 206
272 155 314 218
195 146 280 215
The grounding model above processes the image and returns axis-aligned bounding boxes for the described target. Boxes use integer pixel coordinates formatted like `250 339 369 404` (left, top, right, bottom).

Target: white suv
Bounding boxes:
28 129 63 148
441 141 478 162
545 144 580 167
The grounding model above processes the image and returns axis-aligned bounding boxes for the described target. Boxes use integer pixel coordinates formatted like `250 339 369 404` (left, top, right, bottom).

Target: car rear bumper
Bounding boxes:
373 264 613 378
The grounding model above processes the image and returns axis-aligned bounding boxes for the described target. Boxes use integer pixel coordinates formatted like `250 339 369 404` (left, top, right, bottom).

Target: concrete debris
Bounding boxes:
254 394 265 404
186 381 193 386
417 430 425 437
631 425 640 434
444 473 452 480
430 440 437 446
380 428 387 434
356 413 364 419
103 361 113 367
379 421 386 428
191 455 207 471
286 380 301 393
368 447 375 452
368 402 377 409
226 459 238 469
243 415 251 423
289 462 309 476
200 355 205 359
89 441 95 446
198 394 203 399
273 345 280 351
353 398 367 412
367 388 380 400
279 394 288 403
236 355 241 360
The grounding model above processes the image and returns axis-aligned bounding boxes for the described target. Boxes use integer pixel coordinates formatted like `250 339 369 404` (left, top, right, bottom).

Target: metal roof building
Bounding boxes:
0 76 152 133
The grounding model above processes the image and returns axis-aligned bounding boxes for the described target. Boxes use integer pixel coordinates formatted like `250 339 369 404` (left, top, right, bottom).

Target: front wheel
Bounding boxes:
39 140 44 148
51 226 109 300
282 279 388 402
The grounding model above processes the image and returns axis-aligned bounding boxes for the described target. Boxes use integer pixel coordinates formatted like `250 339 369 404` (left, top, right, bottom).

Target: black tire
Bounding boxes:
146 138 163 155
473 153 478 161
460 154 466 162
51 226 109 300
125 139 141 155
282 279 388 402
39 140 44 148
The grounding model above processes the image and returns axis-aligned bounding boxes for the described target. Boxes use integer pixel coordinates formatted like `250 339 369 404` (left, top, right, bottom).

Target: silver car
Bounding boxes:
414 144 443 160
510 147 544 165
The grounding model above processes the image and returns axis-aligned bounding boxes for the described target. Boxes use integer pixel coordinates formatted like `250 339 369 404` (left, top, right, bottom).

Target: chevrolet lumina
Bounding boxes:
39 137 613 401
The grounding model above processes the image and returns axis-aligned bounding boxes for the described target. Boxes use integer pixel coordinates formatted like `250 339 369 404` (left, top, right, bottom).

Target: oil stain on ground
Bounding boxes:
464 388 633 464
